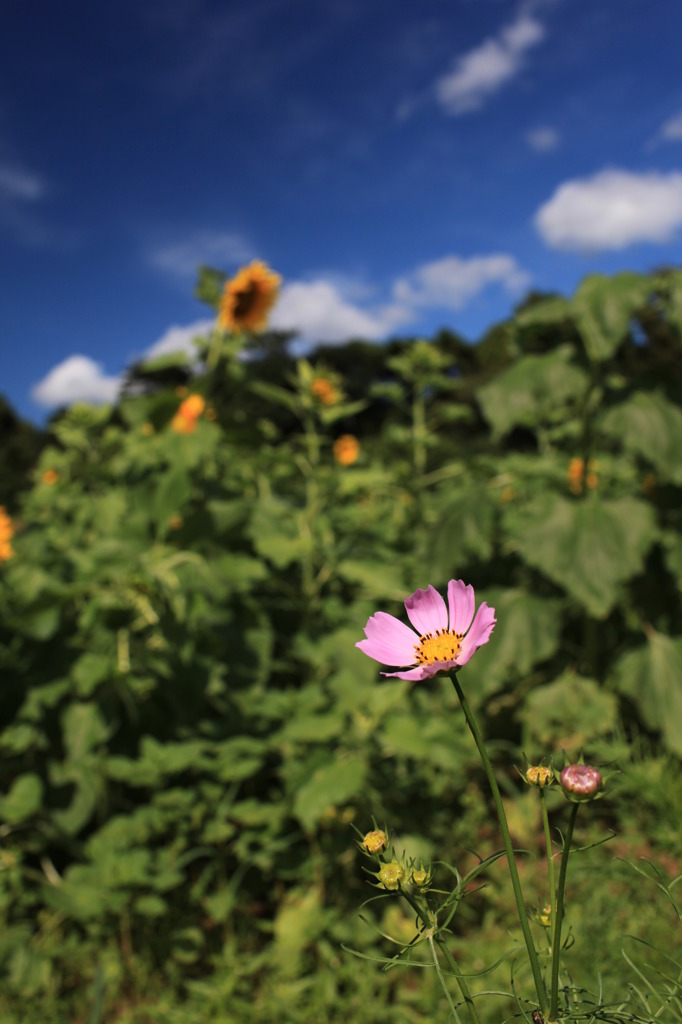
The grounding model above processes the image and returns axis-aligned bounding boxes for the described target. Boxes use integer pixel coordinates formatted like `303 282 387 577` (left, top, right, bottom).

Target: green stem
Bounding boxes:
401 887 482 1024
450 674 548 1014
550 802 579 1021
539 788 556 953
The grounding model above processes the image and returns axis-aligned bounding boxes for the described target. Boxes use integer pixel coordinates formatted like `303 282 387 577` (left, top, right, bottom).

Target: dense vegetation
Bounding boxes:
1 268 682 1023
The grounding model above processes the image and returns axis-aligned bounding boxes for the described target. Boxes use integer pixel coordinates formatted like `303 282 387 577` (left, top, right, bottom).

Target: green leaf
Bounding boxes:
293 755 365 829
461 588 561 698
521 672 618 752
504 494 657 617
612 632 682 756
477 347 588 437
573 272 652 363
248 498 312 569
0 774 44 824
600 391 682 483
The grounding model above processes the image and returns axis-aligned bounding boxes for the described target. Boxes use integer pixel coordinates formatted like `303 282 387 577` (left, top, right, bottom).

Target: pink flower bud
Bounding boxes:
560 764 603 801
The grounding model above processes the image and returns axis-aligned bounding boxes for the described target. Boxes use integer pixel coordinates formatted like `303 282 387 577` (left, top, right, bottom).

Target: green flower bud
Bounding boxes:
378 861 404 891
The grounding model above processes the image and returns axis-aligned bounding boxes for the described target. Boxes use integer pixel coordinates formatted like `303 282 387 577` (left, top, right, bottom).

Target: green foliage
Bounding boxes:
1 268 682 1022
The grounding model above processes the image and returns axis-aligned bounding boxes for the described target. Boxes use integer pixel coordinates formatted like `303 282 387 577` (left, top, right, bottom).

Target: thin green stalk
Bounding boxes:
450 674 548 1014
539 788 556 952
550 802 579 1021
401 887 482 1024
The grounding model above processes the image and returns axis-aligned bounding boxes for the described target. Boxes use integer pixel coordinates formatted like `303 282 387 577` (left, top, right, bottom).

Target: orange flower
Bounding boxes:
333 434 360 466
311 377 341 406
171 394 205 434
567 457 584 494
178 394 205 419
141 422 155 436
168 515 183 530
0 507 14 562
41 469 58 485
218 261 281 333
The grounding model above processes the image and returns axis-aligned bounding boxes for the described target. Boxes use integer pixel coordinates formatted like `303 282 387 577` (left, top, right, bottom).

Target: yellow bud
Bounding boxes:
362 829 387 854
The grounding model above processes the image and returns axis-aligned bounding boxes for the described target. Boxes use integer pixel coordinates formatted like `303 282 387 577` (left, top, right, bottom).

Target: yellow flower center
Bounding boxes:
414 629 463 665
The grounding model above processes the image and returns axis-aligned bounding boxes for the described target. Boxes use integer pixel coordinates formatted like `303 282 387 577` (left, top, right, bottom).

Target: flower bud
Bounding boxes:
378 861 403 891
560 763 603 801
362 829 387 855
411 866 430 888
525 766 553 788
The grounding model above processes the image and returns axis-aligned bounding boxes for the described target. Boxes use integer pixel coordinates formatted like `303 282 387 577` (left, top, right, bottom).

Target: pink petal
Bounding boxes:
356 611 418 666
404 585 448 636
456 602 496 665
447 579 475 634
382 664 441 681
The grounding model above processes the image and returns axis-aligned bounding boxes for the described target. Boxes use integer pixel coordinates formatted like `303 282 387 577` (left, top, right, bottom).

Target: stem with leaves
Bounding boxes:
450 673 549 1015
550 802 579 1020
400 886 482 1024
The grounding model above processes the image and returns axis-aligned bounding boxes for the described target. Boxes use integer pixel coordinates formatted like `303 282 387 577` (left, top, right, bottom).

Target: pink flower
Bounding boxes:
356 579 496 681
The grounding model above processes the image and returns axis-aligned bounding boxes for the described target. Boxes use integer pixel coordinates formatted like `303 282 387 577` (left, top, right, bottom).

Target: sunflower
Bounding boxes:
218 261 281 333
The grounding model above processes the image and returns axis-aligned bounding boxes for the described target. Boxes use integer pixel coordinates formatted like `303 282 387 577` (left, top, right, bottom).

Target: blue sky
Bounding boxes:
3 0 682 421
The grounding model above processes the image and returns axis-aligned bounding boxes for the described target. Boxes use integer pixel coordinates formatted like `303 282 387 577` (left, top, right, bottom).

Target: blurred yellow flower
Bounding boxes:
311 376 341 406
333 434 360 466
41 469 59 485
362 829 386 854
500 485 515 504
0 507 14 562
141 422 155 436
218 261 281 333
168 515 183 530
171 394 205 434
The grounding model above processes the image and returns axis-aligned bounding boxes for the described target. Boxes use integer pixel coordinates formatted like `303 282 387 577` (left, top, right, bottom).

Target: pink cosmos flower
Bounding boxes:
356 579 496 681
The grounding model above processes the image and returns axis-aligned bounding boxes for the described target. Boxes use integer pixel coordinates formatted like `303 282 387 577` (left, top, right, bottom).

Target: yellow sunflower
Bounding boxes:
218 261 281 333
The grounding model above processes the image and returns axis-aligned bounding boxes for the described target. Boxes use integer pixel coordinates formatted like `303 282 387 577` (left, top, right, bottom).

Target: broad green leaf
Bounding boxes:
504 494 657 617
70 652 113 697
0 774 43 823
515 295 573 327
611 632 682 757
293 755 365 829
273 886 322 977
521 672 618 753
248 498 312 568
600 391 682 483
573 272 652 362
423 484 495 567
477 346 588 437
461 588 561 698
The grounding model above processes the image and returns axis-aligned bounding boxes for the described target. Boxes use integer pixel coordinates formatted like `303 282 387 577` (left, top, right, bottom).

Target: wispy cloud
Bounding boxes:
148 231 255 282
526 126 560 152
435 10 545 115
393 254 531 310
0 162 46 202
659 111 682 143
535 169 682 251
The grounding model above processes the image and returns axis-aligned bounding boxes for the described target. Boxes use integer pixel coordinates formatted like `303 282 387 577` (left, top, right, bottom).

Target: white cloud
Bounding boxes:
393 254 531 310
0 162 46 201
144 319 214 359
660 112 682 142
148 231 254 280
535 169 682 251
32 356 122 408
435 12 545 115
270 280 412 345
526 126 560 152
